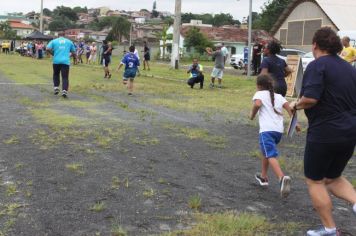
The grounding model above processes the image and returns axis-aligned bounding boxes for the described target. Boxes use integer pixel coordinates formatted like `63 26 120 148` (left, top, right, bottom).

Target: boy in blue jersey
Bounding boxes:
117 46 140 95
46 33 76 98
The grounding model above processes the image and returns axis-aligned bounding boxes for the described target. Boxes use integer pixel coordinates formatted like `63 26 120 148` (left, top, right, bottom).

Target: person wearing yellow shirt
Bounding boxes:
340 36 356 63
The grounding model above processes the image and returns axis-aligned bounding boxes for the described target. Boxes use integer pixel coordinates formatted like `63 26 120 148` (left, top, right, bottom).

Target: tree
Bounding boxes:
0 21 16 39
153 25 172 59
108 17 131 43
52 6 78 22
184 27 213 54
43 8 52 16
73 6 88 14
88 16 119 31
212 13 235 27
252 0 292 31
48 16 73 31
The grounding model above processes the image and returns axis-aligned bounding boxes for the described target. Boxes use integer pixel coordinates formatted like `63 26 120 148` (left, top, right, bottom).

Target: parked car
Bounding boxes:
230 54 244 70
301 52 314 71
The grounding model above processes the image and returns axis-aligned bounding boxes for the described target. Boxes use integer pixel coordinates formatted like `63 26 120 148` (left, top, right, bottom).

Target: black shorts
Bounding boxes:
304 141 356 181
102 56 111 67
144 54 150 61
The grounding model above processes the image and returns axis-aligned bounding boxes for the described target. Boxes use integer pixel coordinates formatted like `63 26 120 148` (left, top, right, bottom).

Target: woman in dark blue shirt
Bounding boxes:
291 27 356 236
260 41 291 97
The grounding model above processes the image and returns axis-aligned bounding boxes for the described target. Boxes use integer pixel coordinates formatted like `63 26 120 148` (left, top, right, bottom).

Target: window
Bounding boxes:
280 29 287 45
303 19 322 45
287 21 303 45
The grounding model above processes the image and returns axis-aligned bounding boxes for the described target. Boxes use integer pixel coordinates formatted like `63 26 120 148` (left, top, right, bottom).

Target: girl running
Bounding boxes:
249 74 298 198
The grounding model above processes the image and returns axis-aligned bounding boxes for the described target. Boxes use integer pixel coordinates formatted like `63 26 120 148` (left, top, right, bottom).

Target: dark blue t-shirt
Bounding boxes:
301 55 356 143
260 55 287 85
121 53 140 70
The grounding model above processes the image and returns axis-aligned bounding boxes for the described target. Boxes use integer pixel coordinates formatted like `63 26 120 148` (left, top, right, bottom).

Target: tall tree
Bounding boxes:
73 6 88 14
43 8 52 16
0 21 16 39
109 17 131 42
184 27 213 54
53 6 79 22
252 0 292 31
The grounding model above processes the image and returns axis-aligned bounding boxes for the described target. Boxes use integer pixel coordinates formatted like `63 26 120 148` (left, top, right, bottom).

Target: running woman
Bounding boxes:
117 45 140 95
46 33 76 98
249 74 297 197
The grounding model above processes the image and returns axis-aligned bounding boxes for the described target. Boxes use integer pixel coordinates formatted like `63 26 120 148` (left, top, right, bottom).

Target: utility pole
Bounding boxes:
40 0 44 33
247 0 252 78
129 23 132 46
171 0 181 69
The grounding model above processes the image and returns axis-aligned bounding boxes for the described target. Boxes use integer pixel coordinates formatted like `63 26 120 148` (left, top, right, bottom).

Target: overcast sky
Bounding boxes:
1 0 268 21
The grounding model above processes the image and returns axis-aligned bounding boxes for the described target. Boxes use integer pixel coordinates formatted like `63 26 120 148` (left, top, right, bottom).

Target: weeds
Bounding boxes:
6 183 18 196
89 201 106 212
3 135 19 145
111 224 127 236
65 163 85 175
188 194 202 211
143 188 155 198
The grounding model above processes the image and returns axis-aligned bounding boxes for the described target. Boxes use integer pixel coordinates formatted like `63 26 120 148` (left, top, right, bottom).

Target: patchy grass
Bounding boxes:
89 201 106 212
111 176 121 190
111 224 127 236
162 123 226 149
3 135 19 145
14 163 25 170
65 163 85 175
31 108 82 128
166 212 300 236
279 156 303 175
143 188 155 198
188 194 202 211
6 183 18 196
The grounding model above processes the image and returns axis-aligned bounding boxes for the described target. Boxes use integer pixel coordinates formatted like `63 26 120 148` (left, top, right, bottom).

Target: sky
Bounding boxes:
1 0 268 21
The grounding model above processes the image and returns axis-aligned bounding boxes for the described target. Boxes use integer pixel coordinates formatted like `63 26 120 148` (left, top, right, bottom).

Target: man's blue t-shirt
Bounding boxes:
121 53 140 70
301 55 356 143
260 55 287 86
189 64 202 78
47 37 76 65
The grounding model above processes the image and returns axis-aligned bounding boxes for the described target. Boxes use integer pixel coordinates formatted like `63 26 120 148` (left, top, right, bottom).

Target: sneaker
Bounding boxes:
128 92 133 96
307 226 339 236
209 83 214 88
62 90 68 98
108 73 112 79
255 173 269 186
217 84 222 89
104 74 107 78
280 176 291 198
54 87 60 95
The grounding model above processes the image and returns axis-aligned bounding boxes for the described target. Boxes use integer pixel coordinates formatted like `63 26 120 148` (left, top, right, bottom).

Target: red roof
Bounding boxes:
9 21 34 29
180 26 274 43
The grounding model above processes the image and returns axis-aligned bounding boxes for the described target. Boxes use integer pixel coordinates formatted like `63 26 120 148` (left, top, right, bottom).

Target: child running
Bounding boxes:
117 45 140 96
249 74 296 198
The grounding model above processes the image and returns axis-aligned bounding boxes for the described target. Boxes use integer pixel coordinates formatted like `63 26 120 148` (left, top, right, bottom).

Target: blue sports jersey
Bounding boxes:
121 53 140 70
47 37 76 65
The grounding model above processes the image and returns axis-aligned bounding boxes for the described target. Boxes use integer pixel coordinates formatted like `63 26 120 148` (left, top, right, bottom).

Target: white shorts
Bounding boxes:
211 68 224 79
89 54 96 62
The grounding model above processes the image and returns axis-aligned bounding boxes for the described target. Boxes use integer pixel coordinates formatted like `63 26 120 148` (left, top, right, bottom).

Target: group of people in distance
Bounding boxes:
250 27 356 236
42 27 356 236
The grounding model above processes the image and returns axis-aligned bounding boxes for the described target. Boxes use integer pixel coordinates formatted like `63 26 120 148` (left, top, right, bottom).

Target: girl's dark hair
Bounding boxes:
312 27 343 55
256 74 282 115
266 40 282 55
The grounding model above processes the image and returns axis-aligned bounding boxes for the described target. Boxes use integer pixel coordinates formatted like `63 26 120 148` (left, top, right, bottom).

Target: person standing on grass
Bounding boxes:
290 27 356 236
46 33 76 98
206 43 224 88
143 41 150 71
89 42 97 64
260 41 292 97
102 40 113 78
249 74 298 198
221 42 229 64
117 45 140 96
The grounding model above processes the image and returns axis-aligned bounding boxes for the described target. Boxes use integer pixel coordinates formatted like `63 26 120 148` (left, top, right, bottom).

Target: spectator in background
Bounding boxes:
340 36 356 64
89 42 97 64
221 42 229 64
252 42 263 75
36 41 44 59
143 41 150 71
187 58 204 89
260 41 292 97
85 42 91 64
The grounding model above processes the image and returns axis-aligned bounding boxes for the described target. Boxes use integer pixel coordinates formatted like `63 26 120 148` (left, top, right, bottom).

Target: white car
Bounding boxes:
230 54 244 70
301 52 314 71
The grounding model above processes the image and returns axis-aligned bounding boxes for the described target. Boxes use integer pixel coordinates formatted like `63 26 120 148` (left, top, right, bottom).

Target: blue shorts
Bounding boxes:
259 131 282 158
123 69 137 80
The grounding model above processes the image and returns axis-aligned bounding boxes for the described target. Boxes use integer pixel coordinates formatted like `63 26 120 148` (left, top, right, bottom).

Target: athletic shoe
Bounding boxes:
306 226 339 236
217 84 222 89
108 73 112 79
209 83 214 88
62 90 68 98
104 74 107 78
280 176 291 198
255 173 269 186
128 92 133 96
54 87 60 95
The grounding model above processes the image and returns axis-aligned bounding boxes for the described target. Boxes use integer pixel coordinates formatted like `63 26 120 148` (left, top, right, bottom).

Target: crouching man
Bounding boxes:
187 58 204 89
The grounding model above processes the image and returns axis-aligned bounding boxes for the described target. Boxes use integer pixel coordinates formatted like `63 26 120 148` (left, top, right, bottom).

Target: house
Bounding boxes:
8 20 34 37
271 0 356 51
160 21 274 58
132 24 164 43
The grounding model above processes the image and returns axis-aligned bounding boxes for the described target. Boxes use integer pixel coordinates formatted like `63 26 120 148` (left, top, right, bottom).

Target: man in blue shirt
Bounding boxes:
187 58 204 89
117 45 140 95
46 33 76 98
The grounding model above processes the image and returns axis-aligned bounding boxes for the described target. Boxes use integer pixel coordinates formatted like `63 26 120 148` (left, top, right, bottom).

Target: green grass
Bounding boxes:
143 188 155 198
111 224 127 236
6 183 18 196
166 212 300 236
65 163 85 175
3 135 19 145
89 201 106 212
351 179 356 188
31 108 82 127
188 194 202 211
